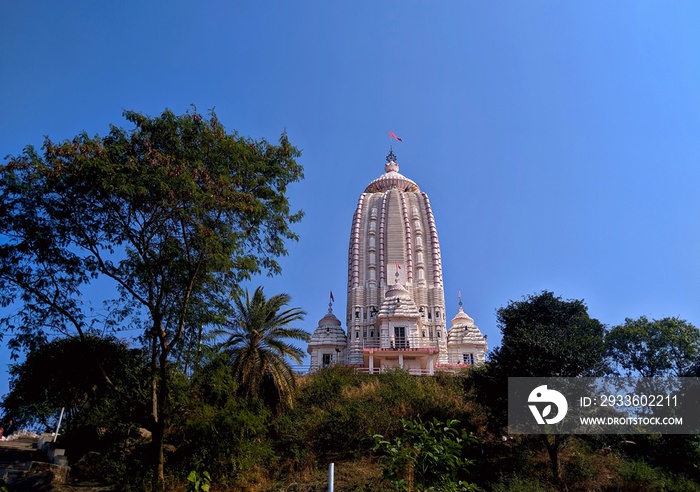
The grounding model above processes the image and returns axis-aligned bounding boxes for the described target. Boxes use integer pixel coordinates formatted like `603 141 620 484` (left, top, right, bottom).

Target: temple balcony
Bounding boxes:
359 335 440 351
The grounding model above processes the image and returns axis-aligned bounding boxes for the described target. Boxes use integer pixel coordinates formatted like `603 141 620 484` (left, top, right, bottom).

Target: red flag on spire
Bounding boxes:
395 262 402 270
389 131 403 142
330 291 335 302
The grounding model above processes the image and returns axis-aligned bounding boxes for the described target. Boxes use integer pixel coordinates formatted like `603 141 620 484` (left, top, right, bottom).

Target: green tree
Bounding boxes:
474 291 606 487
372 418 479 492
606 316 700 377
0 108 303 489
172 356 275 489
492 291 607 378
216 286 309 409
2 335 146 433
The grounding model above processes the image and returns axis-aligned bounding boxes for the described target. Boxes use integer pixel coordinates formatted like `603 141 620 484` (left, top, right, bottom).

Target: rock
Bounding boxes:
135 428 151 440
69 452 105 482
7 470 55 491
8 463 69 491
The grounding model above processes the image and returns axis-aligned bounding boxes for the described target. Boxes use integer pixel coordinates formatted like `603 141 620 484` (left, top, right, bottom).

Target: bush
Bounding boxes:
372 418 479 491
288 368 477 463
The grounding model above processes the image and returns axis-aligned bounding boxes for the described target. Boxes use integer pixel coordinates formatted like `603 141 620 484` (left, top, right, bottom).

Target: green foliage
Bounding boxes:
107 438 153 492
610 434 700 481
165 354 275 488
492 291 607 378
473 291 606 485
0 107 304 356
372 418 479 492
188 352 240 407
294 365 367 408
473 291 606 432
286 367 476 464
186 470 211 492
0 107 303 488
617 459 700 492
216 286 309 410
606 316 700 377
490 477 553 492
178 397 275 486
2 335 147 432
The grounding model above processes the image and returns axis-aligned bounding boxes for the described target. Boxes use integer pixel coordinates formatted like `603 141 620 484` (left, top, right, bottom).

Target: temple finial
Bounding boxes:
385 147 399 173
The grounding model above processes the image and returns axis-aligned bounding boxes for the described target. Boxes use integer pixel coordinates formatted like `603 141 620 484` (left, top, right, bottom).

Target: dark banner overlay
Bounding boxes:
508 377 700 434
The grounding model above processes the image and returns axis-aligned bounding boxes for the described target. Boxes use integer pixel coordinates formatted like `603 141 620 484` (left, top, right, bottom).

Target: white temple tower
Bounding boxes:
307 149 487 373
346 149 448 368
307 301 347 372
446 297 488 366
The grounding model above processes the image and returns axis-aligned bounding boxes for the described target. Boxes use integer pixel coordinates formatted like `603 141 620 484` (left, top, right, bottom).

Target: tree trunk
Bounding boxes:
150 333 166 491
541 434 567 490
151 417 165 491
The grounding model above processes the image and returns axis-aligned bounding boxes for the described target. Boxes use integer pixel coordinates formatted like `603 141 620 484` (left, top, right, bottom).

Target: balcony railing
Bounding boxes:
359 335 440 350
355 367 434 375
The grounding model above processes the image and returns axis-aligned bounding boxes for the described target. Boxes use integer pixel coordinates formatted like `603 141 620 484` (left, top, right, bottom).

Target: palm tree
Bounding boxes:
217 286 309 408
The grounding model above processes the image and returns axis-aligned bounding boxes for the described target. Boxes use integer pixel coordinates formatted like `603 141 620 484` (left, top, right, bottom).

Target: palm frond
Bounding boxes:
218 286 309 409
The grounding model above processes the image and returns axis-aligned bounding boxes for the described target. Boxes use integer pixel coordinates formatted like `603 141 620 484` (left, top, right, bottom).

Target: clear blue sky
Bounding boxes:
2 1 700 397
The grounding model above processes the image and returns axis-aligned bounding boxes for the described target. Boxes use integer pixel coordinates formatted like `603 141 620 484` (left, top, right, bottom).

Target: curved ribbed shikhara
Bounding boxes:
345 156 447 364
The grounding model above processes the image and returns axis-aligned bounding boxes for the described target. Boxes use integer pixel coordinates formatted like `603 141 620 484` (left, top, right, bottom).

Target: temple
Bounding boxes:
307 150 487 374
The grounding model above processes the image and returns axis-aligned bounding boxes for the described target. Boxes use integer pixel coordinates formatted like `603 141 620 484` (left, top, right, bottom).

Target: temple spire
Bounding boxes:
384 147 399 173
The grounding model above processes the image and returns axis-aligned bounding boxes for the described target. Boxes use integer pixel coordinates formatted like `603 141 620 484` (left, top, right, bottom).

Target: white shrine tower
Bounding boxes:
308 150 487 373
